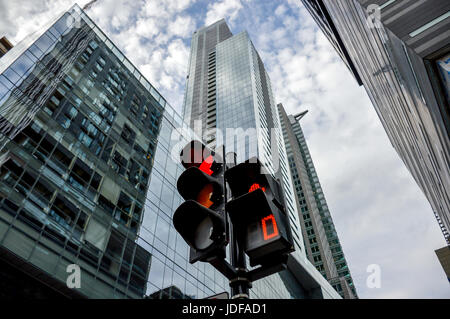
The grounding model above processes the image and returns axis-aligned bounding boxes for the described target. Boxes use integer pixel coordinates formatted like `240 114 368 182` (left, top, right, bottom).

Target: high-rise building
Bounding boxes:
0 4 169 298
182 19 341 298
278 103 357 299
300 0 450 268
182 20 232 148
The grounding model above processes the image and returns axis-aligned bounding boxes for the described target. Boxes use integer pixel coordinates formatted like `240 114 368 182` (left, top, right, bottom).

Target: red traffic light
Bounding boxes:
173 140 227 264
225 158 294 267
224 158 282 206
199 155 214 176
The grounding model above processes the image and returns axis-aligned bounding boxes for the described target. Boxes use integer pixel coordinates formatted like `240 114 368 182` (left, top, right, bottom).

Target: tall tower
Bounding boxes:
183 21 304 260
182 19 232 147
182 20 342 298
278 103 357 299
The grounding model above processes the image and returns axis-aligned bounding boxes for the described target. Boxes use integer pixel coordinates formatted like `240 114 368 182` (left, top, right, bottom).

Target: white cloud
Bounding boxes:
0 0 93 43
275 4 287 17
168 15 196 38
205 0 243 26
83 0 196 112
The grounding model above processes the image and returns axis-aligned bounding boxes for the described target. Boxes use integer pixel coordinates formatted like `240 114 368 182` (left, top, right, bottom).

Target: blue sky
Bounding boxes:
0 0 449 298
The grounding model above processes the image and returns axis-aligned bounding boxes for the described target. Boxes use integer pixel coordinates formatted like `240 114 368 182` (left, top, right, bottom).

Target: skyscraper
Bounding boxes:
299 0 450 249
0 4 167 298
182 19 232 148
278 103 357 299
182 19 341 298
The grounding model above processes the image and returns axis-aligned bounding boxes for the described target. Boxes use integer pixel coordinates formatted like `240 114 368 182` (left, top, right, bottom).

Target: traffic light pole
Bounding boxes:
229 226 251 299
225 151 250 299
174 140 292 300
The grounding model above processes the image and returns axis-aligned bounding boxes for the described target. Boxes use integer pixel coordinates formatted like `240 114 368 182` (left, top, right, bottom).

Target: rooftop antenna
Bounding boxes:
294 110 309 121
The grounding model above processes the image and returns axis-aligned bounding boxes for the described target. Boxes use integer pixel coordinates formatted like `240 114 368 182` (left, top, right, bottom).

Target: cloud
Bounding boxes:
168 15 196 38
205 0 243 26
83 0 195 112
0 0 92 43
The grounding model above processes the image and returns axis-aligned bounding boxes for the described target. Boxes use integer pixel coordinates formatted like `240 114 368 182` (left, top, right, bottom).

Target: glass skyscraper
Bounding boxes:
182 19 341 298
278 103 357 299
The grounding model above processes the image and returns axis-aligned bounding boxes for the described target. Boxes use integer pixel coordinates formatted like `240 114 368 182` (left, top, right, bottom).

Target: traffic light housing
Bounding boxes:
225 158 294 267
173 140 227 263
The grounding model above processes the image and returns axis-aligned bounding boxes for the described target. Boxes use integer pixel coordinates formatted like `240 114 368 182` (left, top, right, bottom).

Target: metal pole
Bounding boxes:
229 229 250 299
225 150 250 299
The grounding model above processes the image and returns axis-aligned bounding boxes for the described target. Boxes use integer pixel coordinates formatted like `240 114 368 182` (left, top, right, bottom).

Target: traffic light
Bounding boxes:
173 140 227 263
225 157 294 267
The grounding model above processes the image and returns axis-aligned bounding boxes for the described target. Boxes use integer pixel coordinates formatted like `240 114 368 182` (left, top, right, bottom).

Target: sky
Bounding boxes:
0 0 448 298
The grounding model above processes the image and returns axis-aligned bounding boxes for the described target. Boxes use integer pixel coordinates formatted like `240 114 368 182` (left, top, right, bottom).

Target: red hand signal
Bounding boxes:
249 183 265 193
199 155 214 176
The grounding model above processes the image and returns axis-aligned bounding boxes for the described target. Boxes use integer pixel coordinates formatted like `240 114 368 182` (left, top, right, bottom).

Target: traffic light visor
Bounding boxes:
179 140 223 171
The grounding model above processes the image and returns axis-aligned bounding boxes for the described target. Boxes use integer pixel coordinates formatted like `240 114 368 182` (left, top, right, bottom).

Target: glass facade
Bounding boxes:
215 31 304 255
278 104 357 299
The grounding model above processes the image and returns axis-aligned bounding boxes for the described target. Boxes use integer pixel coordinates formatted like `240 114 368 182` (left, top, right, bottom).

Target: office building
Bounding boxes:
0 4 168 298
278 103 357 299
182 19 341 298
300 0 450 263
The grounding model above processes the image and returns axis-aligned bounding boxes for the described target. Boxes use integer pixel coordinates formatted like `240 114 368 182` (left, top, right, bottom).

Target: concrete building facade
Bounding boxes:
300 0 450 246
